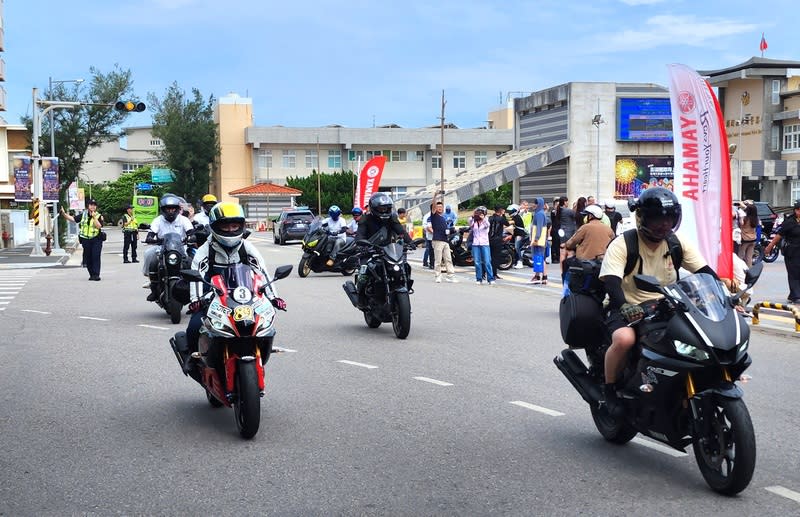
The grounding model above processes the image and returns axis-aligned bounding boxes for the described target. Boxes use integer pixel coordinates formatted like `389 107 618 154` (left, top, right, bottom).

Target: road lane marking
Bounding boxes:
509 401 565 416
337 360 378 369
0 296 14 299
137 324 170 330
765 485 800 503
273 347 297 353
79 316 109 321
631 437 687 457
21 309 51 314
413 376 453 386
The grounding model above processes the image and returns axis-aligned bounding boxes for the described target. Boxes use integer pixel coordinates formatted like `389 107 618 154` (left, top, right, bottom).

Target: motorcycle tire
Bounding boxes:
364 311 382 328
498 250 514 271
298 257 311 277
692 397 755 495
590 403 638 444
392 291 411 339
168 300 183 324
762 245 779 263
234 361 261 439
206 389 224 408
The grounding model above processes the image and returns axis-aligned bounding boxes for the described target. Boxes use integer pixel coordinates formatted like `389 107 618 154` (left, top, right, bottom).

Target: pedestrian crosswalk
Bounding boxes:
0 270 37 311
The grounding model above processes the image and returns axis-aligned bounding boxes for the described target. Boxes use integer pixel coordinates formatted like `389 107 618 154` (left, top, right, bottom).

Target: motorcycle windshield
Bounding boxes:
675 273 728 322
162 232 184 252
217 263 257 292
307 219 324 234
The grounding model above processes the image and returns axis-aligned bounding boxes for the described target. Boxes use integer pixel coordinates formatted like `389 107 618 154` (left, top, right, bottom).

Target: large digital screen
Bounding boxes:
614 157 674 199
617 98 673 142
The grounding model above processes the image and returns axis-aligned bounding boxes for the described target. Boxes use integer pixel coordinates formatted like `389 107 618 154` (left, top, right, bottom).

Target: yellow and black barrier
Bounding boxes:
32 197 40 226
751 302 800 332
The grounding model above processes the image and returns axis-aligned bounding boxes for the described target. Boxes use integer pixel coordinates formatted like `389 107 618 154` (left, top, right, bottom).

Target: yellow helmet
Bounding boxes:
202 194 218 204
208 202 245 248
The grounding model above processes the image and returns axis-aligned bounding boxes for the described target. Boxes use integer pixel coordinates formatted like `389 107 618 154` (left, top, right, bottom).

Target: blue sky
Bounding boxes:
3 0 794 130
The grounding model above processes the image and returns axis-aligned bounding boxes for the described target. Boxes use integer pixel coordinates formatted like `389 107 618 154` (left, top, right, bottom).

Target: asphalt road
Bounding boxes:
1 231 798 515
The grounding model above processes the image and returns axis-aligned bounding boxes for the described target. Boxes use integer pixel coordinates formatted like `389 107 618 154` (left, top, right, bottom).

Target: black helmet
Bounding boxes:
369 192 393 220
631 187 682 243
159 194 182 222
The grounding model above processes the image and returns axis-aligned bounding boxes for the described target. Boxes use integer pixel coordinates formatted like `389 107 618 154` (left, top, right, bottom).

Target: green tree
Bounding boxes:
286 170 356 215
22 65 138 199
148 82 219 204
91 166 169 223
458 184 512 211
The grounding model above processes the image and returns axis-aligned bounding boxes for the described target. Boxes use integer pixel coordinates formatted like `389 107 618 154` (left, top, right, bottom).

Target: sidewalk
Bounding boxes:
0 240 75 269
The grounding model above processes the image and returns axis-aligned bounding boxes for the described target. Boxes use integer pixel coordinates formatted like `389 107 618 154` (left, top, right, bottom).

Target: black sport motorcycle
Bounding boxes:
554 263 763 495
342 231 415 339
298 220 359 277
148 232 191 324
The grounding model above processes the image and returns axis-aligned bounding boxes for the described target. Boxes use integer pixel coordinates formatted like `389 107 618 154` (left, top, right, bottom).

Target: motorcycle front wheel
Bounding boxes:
234 361 261 439
364 311 382 328
167 299 182 324
392 291 411 339
692 397 755 495
298 256 311 277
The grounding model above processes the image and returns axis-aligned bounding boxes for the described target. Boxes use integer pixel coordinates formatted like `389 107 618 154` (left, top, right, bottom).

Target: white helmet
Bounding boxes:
506 203 520 216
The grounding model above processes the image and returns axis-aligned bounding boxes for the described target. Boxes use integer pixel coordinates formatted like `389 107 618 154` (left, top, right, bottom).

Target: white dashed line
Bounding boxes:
631 437 687 458
137 324 170 330
0 296 14 299
337 360 379 369
273 347 297 353
21 309 51 314
79 316 109 321
509 401 565 417
413 376 453 386
765 485 800 503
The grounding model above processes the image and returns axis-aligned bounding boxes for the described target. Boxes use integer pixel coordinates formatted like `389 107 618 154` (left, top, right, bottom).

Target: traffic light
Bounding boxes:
114 100 146 112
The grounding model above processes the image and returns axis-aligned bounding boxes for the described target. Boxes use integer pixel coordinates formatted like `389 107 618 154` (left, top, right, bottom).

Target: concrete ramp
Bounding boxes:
398 141 569 218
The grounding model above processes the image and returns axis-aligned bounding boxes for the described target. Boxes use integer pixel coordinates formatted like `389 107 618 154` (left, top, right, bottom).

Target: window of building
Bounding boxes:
121 163 143 174
772 80 781 105
391 150 402 162
791 180 800 202
282 150 296 168
328 150 341 169
305 149 318 169
783 124 800 152
411 150 424 161
348 150 364 162
149 139 162 147
772 125 781 151
258 149 272 169
366 150 383 159
452 151 466 169
474 151 487 168
392 187 407 198
432 153 441 169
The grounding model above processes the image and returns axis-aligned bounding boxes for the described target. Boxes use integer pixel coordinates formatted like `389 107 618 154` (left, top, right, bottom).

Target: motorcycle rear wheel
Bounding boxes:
234 361 261 439
590 404 638 444
392 291 411 339
167 300 182 324
498 249 514 270
298 257 311 277
692 397 755 495
762 245 779 263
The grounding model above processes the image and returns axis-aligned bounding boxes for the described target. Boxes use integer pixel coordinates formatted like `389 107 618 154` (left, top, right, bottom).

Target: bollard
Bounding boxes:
751 301 800 332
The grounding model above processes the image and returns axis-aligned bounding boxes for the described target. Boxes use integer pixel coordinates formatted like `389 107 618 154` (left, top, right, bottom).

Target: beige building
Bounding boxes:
80 126 162 185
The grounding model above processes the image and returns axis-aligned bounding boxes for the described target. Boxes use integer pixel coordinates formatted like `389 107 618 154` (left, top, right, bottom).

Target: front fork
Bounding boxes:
223 344 266 402
686 368 739 441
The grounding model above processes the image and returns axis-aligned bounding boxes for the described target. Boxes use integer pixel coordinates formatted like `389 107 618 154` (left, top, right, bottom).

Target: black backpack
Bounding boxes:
621 229 683 279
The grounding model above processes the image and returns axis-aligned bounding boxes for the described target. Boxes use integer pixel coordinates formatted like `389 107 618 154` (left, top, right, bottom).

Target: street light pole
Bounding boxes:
592 99 604 200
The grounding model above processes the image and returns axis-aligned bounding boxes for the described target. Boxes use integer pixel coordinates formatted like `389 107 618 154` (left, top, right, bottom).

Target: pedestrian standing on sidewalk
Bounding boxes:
528 197 548 284
422 208 434 269
468 206 494 284
428 200 458 283
765 200 800 304
119 204 139 263
60 199 104 281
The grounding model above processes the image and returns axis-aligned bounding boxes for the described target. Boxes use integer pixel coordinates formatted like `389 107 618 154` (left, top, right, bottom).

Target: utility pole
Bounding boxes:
437 90 446 204
316 135 322 215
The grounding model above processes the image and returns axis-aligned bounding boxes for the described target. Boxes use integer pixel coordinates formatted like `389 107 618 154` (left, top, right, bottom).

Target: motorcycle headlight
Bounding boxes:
674 340 710 361
392 264 400 271
739 338 749 354
166 252 180 266
306 239 319 248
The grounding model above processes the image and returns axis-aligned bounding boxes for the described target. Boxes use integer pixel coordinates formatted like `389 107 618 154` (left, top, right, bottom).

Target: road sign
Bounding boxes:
136 183 153 191
151 168 174 183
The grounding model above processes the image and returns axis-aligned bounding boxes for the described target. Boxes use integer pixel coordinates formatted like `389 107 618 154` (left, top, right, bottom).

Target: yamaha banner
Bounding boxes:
355 156 387 210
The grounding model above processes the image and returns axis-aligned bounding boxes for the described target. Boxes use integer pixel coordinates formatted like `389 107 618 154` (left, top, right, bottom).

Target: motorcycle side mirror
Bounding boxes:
633 274 662 293
180 269 203 282
743 261 763 287
273 264 293 280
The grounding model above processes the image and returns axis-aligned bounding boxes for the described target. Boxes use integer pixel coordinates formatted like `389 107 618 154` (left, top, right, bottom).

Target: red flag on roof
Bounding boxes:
759 33 768 54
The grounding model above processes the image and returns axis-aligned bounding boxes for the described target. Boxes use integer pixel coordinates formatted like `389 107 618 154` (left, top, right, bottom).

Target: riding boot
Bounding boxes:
602 383 625 419
147 282 159 302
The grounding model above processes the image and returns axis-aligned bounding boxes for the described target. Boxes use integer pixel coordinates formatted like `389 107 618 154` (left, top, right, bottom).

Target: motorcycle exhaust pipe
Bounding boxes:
342 281 360 308
553 349 601 406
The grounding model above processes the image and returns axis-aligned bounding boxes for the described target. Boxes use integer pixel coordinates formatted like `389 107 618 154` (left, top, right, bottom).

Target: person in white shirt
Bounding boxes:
192 194 217 226
142 194 195 299
320 205 348 266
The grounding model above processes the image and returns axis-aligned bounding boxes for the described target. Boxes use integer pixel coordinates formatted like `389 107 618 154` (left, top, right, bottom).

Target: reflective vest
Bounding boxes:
122 213 139 232
79 212 101 239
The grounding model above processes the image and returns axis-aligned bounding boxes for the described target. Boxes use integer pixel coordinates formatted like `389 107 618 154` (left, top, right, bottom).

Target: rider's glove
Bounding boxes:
271 297 287 311
620 303 644 323
188 300 203 313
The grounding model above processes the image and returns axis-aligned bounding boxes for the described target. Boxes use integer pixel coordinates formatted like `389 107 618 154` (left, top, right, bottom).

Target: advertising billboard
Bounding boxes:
617 98 673 142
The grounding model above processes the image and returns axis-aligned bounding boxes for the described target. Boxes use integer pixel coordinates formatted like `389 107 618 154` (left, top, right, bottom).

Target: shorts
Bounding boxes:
605 310 629 334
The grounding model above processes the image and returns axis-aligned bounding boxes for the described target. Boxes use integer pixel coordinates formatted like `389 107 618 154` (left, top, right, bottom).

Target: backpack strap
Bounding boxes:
622 229 683 280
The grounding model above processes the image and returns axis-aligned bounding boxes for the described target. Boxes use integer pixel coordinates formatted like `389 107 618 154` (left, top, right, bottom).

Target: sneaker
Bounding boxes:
445 276 459 283
488 281 496 286
146 292 158 302
545 257 551 264
123 259 130 263
435 276 442 283
476 280 483 285
513 261 523 269
527 277 541 284
142 281 151 289
132 259 139 263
